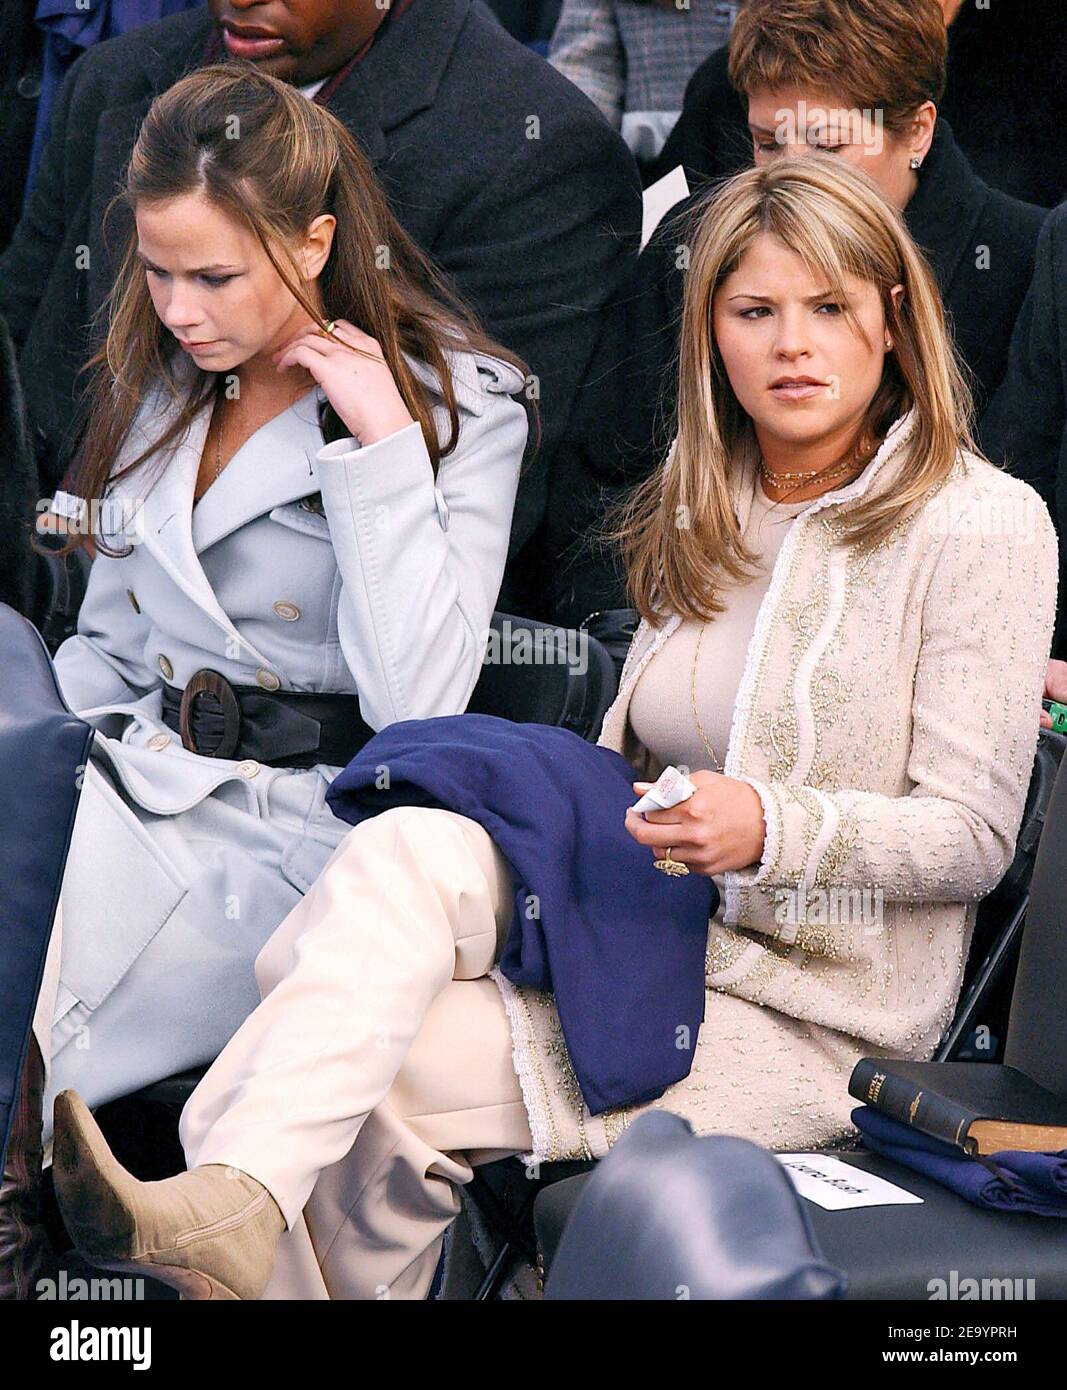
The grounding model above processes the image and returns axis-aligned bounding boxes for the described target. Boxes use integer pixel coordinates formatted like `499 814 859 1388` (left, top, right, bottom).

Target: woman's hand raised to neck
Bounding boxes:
231 345 317 411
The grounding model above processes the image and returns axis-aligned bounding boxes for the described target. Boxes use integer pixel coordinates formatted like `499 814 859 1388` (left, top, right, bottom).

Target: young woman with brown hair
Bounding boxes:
1 63 530 1297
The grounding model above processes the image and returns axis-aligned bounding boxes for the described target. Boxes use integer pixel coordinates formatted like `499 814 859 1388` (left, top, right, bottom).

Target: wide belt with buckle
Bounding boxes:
160 669 377 769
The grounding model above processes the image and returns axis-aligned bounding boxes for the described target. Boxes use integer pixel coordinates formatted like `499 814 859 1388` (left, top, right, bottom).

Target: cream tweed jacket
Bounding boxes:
493 413 1058 1163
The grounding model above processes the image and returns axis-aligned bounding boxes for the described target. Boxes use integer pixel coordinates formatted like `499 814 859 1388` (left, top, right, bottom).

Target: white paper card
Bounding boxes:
641 165 690 250
631 765 697 814
775 1153 924 1210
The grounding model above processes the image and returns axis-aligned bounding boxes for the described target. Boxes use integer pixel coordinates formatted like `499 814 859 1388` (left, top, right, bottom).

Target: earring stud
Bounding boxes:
909 156 922 170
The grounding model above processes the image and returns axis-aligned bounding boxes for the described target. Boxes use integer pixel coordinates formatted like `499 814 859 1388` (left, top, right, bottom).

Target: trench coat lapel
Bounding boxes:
107 385 272 667
189 387 325 554
106 378 297 664
106 348 455 667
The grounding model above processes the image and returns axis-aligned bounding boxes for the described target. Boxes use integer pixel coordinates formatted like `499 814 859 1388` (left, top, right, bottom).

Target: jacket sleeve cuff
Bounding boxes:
315 423 444 526
315 421 425 473
727 776 843 894
728 775 784 889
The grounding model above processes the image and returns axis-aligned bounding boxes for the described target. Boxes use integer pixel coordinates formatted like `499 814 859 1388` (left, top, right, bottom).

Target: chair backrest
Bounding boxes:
0 604 93 1169
36 540 93 655
466 611 618 743
1004 744 1067 1095
995 729 1067 901
935 730 1067 1061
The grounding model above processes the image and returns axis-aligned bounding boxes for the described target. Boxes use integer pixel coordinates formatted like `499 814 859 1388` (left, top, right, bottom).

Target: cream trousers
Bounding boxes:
178 806 534 1300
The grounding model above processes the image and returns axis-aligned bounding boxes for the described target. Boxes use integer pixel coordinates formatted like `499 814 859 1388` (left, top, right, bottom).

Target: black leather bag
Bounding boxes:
0 604 92 1169
543 1111 847 1300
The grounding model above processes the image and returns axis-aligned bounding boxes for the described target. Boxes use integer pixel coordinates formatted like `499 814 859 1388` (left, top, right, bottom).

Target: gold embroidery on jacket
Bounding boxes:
815 816 860 889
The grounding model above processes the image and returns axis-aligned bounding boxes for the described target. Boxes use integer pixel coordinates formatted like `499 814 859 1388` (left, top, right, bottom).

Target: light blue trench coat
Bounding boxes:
42 347 528 1132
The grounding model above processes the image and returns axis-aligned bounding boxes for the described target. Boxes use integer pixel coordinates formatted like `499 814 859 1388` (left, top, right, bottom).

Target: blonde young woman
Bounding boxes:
52 156 1056 1301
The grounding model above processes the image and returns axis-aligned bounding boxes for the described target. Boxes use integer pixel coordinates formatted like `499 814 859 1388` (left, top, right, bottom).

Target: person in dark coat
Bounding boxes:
0 0 43 255
549 0 1047 626
0 0 641 619
982 202 1067 706
649 0 1066 211
0 314 39 617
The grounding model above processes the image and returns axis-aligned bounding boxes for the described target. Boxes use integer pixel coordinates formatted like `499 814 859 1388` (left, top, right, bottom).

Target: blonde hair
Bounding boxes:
618 155 975 625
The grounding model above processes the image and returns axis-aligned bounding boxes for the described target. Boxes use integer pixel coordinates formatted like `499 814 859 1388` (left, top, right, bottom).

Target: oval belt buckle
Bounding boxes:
179 668 241 759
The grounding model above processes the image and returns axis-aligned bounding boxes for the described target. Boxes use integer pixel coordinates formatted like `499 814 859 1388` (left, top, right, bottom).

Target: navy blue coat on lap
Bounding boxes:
326 714 717 1115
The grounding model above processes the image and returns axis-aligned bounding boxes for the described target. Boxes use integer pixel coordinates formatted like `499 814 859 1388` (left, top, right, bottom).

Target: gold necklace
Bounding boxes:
214 391 226 480
758 455 856 489
690 621 722 772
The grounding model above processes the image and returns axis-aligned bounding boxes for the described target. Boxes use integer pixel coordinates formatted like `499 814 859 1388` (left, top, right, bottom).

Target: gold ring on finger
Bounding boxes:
653 846 690 877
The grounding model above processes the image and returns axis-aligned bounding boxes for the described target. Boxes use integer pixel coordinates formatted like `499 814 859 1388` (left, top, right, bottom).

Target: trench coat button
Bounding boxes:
158 655 174 680
146 732 171 751
255 669 281 691
126 588 141 614
236 760 260 778
272 601 300 622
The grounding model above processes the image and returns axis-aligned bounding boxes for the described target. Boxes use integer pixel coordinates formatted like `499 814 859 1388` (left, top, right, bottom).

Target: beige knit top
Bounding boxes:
627 472 810 912
629 472 811 772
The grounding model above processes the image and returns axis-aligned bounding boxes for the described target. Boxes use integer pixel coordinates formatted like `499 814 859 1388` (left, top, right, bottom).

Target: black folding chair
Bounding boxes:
34 538 93 656
465 611 617 742
936 728 1067 1061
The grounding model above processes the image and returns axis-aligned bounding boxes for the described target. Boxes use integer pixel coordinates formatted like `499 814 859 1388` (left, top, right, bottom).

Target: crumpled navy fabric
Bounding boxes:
326 714 716 1115
852 1106 1067 1217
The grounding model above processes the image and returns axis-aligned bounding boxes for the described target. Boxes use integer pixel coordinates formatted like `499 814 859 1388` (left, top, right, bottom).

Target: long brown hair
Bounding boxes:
617 155 975 626
57 63 528 556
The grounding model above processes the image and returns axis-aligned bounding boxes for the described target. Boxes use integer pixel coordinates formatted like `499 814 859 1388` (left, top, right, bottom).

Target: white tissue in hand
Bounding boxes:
631 765 697 814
